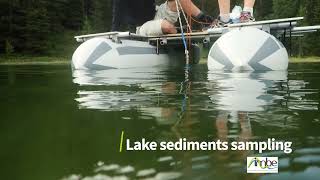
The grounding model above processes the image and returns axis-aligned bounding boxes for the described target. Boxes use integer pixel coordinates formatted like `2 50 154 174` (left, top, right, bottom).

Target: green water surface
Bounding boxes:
0 63 320 180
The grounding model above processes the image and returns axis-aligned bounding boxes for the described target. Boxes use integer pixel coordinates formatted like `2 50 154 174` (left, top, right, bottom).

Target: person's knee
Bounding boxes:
180 0 191 5
180 0 192 7
171 0 193 7
167 0 178 12
161 20 177 34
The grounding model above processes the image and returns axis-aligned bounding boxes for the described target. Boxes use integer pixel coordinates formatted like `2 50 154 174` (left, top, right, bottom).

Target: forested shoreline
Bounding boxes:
0 0 320 58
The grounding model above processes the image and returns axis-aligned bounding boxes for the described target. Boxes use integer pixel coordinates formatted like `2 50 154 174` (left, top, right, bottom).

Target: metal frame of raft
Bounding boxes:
74 17 320 55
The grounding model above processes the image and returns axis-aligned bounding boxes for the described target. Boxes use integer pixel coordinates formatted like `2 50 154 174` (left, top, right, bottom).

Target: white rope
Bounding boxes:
176 0 192 33
175 0 185 37
175 0 191 119
175 0 190 65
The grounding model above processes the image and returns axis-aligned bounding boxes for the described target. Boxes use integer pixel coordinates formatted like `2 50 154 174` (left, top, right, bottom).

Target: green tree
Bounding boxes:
0 0 27 53
46 0 69 32
255 0 274 20
24 1 50 53
272 0 300 18
64 0 85 30
303 0 320 55
91 0 113 32
0 0 320 56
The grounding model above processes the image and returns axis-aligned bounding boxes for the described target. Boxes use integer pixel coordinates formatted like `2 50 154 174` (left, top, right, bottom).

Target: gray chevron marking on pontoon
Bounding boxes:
210 44 234 69
117 46 160 55
248 37 280 71
85 42 114 69
275 38 285 48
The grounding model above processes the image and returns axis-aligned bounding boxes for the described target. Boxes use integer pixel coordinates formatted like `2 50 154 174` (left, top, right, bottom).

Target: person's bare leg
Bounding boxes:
244 0 255 8
167 0 178 12
218 0 230 14
243 0 255 15
161 20 177 34
218 0 231 23
180 0 201 17
168 0 201 17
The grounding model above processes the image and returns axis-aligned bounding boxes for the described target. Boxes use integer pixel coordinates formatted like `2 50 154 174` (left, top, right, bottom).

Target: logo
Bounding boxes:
247 157 278 173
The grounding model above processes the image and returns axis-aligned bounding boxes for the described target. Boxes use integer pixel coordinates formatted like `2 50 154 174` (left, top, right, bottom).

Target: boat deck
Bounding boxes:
74 17 320 47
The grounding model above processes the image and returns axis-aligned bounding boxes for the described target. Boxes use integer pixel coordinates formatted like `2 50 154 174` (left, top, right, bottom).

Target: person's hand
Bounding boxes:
195 11 214 24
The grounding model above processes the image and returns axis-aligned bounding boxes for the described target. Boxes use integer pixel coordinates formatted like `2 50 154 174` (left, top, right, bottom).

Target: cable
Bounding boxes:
175 0 190 65
176 0 192 33
174 0 192 124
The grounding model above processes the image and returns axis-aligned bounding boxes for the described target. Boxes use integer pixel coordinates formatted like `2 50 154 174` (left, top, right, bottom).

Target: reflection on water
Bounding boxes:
207 71 288 112
67 65 320 180
0 64 319 180
72 68 182 125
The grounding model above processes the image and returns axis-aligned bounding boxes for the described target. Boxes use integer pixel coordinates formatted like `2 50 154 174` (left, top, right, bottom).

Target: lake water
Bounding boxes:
1 63 320 180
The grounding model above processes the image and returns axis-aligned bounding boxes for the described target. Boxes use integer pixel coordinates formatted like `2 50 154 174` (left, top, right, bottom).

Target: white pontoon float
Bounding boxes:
72 17 320 71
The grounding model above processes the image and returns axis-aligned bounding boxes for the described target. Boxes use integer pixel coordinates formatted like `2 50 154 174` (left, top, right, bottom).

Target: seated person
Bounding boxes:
137 0 214 36
212 0 256 27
